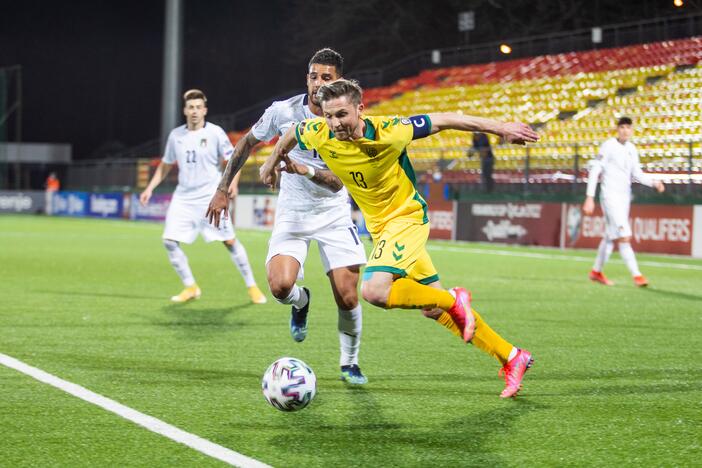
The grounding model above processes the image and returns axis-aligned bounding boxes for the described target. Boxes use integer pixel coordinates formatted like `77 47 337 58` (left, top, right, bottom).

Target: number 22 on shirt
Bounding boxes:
185 150 197 163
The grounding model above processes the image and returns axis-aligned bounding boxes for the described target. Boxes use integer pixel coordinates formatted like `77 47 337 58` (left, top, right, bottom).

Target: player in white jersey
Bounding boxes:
206 49 368 384
140 89 267 304
583 116 665 287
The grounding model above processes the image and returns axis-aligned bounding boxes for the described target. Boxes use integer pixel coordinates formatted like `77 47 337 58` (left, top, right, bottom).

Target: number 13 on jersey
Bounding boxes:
350 171 367 188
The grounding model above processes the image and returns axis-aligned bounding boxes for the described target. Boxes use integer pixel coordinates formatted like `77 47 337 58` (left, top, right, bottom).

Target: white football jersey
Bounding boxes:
163 122 234 201
586 137 654 202
251 94 350 219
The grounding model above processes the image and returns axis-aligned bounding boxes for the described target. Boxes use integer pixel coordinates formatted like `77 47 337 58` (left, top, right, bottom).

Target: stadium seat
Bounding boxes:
240 37 702 180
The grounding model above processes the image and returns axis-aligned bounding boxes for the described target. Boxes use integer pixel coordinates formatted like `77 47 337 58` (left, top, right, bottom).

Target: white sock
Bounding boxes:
338 304 362 367
226 241 256 287
163 240 195 287
619 242 642 277
593 238 614 272
507 347 518 362
276 284 309 309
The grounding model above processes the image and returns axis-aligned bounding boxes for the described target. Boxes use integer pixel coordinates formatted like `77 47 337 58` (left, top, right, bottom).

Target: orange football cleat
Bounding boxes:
499 349 534 398
633 275 649 287
447 287 475 342
589 270 614 286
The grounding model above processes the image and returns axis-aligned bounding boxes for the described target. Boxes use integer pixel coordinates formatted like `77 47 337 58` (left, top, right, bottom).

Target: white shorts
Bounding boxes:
266 219 367 279
601 197 631 240
162 197 234 244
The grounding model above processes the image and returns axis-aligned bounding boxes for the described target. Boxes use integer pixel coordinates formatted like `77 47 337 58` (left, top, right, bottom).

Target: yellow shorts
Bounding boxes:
363 221 439 284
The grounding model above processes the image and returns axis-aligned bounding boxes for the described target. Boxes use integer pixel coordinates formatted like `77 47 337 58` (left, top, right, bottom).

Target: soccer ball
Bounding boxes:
262 357 317 412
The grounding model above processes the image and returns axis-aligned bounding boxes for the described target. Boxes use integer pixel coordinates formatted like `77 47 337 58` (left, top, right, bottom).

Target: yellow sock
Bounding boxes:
386 278 455 310
470 308 514 365
436 311 462 338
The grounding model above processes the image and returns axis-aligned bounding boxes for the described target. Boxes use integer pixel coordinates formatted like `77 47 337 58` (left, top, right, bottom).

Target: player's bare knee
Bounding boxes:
267 271 294 300
361 281 388 307
268 279 293 301
335 290 359 311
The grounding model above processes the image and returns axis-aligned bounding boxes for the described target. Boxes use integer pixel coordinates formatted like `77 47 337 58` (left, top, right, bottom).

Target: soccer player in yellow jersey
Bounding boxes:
260 79 540 397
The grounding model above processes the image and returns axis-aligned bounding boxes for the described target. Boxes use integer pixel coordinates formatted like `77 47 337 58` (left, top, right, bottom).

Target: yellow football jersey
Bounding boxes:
295 114 431 236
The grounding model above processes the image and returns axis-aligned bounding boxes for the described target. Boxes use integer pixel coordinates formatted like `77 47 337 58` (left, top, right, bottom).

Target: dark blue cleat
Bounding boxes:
290 287 310 342
340 364 368 385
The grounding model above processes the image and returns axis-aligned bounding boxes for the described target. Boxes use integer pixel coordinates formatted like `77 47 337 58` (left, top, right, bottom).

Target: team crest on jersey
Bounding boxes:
200 138 207 147
363 146 378 158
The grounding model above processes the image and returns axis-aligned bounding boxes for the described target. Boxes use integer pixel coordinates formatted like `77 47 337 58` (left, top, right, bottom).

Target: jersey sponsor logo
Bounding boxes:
328 150 338 159
200 138 207 147
401 118 411 125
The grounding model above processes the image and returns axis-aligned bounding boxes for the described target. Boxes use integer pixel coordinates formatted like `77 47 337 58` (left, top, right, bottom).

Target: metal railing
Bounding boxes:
62 141 701 195
412 140 702 195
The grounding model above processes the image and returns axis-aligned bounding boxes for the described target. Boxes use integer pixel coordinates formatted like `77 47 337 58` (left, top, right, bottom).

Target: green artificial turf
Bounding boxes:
1 215 700 467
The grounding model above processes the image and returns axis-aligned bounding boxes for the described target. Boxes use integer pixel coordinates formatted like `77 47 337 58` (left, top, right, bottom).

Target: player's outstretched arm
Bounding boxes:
227 171 242 198
139 162 173 206
279 153 343 192
426 113 539 145
260 127 297 188
207 132 259 227
218 132 259 193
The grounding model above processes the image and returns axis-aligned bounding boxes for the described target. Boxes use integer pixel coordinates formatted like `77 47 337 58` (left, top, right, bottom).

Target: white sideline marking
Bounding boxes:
0 353 270 468
427 245 702 272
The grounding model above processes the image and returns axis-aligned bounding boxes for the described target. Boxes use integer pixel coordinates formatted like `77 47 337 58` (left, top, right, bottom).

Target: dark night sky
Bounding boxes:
1 0 698 159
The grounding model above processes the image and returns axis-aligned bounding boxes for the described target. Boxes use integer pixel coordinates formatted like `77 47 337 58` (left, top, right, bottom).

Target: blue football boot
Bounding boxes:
290 287 310 342
340 364 368 385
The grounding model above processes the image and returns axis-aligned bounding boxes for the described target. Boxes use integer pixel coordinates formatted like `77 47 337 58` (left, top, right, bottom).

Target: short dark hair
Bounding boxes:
309 48 344 76
183 89 207 105
317 79 363 106
617 116 632 126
